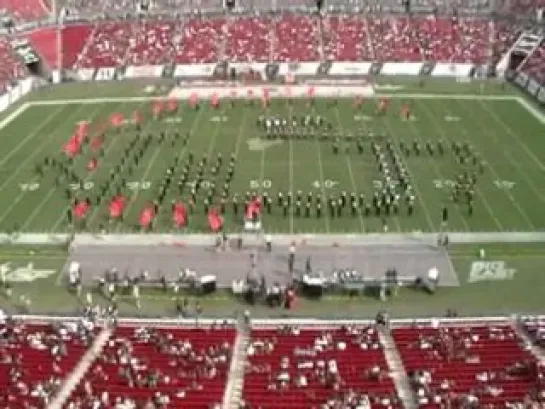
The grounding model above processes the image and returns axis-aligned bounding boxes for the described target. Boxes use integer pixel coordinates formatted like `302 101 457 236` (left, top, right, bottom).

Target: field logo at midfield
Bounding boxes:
210 116 228 123
247 138 283 151
0 263 56 282
468 261 516 283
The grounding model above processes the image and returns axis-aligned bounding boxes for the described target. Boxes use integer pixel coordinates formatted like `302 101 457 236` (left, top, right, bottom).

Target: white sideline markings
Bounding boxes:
25 93 523 106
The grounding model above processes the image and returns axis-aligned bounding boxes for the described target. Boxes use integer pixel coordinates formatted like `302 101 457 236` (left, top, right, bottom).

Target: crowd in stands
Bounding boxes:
23 14 524 70
1 315 544 409
64 323 235 409
0 0 543 92
393 323 545 409
0 317 97 408
242 324 399 409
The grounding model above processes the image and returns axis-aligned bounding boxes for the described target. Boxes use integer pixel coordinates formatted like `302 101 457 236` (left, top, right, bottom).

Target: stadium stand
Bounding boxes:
175 18 225 64
0 317 543 409
64 325 236 409
0 319 97 408
392 323 545 408
520 40 545 85
0 37 26 94
0 0 50 23
243 326 399 409
225 16 271 63
17 15 519 71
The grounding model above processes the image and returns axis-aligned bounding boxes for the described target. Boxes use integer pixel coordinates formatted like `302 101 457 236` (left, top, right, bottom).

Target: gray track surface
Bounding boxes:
63 243 459 287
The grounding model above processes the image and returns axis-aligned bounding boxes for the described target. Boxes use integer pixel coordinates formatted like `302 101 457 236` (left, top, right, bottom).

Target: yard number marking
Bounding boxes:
494 180 515 190
373 179 399 189
127 181 151 191
468 261 516 283
163 117 183 123
19 182 40 192
250 179 272 189
354 115 372 122
434 179 515 191
210 116 228 123
69 181 94 191
444 115 461 122
312 179 338 189
433 179 456 189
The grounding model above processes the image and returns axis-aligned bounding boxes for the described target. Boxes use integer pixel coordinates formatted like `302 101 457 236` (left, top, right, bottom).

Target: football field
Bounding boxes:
0 84 544 234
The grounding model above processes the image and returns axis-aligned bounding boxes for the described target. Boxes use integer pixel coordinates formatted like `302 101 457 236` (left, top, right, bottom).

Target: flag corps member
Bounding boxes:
172 200 187 228
109 195 126 221
207 208 223 232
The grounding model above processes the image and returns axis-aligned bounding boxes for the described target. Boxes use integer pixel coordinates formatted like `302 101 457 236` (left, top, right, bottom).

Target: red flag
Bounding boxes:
307 86 315 98
109 112 124 127
189 92 199 108
172 202 187 227
72 201 89 220
245 199 261 220
86 157 97 171
207 209 223 232
210 93 219 109
152 100 163 118
109 195 126 219
63 138 79 158
247 89 254 99
132 110 142 125
139 206 155 228
75 121 89 139
90 136 103 152
166 98 178 112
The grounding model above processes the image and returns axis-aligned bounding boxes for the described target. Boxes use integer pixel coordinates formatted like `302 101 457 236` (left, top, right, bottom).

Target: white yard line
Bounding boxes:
449 99 536 229
117 107 207 233
313 134 331 233
50 101 134 232
331 106 363 232
0 103 29 132
416 101 498 231
0 105 66 173
516 97 545 125
432 99 532 230
480 99 545 172
380 114 436 232
26 94 520 107
287 104 294 234
18 103 108 232
0 105 66 195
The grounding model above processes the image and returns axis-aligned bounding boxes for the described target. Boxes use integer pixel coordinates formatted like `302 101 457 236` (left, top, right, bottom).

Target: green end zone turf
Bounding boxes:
0 90 544 234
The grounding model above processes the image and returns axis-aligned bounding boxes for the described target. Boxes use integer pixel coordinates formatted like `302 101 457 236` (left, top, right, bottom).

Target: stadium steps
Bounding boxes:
379 329 417 409
513 318 545 364
223 324 249 409
46 326 113 409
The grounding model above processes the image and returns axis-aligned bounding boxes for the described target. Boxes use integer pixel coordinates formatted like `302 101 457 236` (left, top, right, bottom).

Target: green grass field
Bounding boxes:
0 80 544 234
0 242 544 318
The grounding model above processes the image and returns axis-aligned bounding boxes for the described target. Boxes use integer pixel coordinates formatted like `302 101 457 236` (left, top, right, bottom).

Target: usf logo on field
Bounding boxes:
468 261 516 283
0 263 56 282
